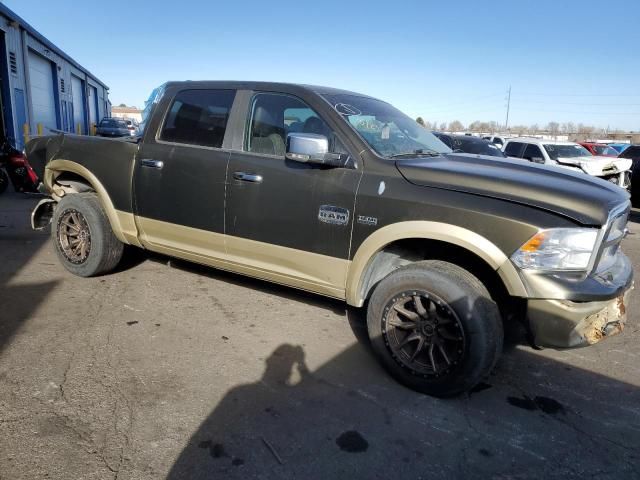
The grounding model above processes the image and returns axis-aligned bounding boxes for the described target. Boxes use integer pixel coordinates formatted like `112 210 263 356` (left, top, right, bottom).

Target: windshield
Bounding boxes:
544 144 591 160
593 145 618 156
321 94 451 158
452 137 505 157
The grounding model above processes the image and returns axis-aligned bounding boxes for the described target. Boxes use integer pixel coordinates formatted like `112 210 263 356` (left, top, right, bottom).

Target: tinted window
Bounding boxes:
593 145 618 156
247 93 340 156
620 146 640 159
160 89 235 148
100 119 126 128
504 142 525 157
451 137 505 157
434 133 453 148
523 144 544 160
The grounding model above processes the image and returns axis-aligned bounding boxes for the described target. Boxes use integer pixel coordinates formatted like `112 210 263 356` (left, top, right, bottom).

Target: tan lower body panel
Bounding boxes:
136 216 349 299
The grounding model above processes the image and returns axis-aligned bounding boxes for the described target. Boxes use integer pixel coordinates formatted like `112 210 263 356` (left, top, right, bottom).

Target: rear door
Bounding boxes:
224 91 361 297
133 87 237 259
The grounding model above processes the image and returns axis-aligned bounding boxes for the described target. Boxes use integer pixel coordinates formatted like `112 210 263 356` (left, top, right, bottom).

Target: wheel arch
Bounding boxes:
44 159 140 246
345 221 527 307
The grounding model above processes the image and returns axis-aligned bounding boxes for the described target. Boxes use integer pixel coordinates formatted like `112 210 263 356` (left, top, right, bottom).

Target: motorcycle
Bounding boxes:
0 139 39 195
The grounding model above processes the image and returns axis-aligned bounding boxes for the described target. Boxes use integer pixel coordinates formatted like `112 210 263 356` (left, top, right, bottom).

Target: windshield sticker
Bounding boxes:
381 124 390 140
334 103 362 116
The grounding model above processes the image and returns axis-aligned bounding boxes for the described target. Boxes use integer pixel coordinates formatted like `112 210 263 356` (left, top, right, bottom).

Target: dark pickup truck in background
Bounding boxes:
25 81 633 397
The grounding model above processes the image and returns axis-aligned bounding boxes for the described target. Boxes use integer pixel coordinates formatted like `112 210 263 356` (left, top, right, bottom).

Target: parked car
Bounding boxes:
96 118 136 137
579 142 619 157
503 138 632 189
434 132 505 157
26 81 633 397
122 118 139 135
618 145 640 205
609 143 631 154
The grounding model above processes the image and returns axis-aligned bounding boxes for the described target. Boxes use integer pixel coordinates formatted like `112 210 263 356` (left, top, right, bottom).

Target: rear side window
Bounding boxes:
160 89 236 148
504 142 525 157
523 144 544 161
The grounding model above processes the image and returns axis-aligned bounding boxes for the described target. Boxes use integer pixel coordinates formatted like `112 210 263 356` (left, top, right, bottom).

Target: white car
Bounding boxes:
503 138 632 189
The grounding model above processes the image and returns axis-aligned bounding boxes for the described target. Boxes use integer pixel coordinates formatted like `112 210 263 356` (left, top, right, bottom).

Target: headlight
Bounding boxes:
511 228 598 271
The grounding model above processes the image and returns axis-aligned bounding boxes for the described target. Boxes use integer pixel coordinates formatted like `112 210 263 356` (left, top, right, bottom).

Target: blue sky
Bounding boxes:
7 0 640 130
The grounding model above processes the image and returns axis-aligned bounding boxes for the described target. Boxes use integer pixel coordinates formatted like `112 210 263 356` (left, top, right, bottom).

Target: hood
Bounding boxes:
396 153 629 225
556 155 632 176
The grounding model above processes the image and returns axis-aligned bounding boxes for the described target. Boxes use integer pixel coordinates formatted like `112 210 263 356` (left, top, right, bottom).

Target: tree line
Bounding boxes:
415 118 627 136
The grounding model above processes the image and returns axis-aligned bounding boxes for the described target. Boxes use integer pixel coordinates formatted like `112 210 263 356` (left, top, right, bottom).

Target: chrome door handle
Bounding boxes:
233 171 263 183
141 159 164 169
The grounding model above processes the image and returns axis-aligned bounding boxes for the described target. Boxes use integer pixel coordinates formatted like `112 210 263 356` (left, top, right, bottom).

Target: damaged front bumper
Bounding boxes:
524 251 634 348
527 286 632 348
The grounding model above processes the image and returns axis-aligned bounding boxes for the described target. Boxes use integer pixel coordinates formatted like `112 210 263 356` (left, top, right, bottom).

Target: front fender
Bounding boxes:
345 221 527 307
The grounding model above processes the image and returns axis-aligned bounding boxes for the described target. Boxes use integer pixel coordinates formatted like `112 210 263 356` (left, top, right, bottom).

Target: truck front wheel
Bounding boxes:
52 193 124 277
367 260 503 397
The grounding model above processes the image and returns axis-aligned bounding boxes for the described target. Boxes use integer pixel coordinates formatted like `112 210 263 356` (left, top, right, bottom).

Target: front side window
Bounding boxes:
504 142 525 157
544 144 591 160
321 94 451 158
160 89 236 148
246 93 341 156
523 144 544 160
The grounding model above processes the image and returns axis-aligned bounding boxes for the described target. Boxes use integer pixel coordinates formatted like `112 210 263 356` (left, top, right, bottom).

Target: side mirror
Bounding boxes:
285 133 346 167
531 156 545 164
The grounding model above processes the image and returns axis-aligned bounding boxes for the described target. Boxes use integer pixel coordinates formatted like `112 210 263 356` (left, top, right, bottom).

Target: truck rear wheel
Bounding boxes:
367 260 503 397
52 193 124 277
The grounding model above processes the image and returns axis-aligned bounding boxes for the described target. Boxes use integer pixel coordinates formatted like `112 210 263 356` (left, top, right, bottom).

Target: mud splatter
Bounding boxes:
126 321 139 326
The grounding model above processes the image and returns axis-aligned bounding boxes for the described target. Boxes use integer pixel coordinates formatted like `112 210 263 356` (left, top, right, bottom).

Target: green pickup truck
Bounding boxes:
26 81 633 397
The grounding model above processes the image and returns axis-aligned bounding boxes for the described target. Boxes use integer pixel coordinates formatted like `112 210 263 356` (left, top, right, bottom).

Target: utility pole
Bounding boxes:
505 86 511 131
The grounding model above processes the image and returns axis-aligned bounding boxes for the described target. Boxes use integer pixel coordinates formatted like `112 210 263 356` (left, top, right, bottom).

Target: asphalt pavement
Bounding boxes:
1 191 639 479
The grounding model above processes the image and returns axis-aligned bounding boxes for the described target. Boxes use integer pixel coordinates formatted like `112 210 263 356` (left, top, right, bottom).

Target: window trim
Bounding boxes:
154 88 237 151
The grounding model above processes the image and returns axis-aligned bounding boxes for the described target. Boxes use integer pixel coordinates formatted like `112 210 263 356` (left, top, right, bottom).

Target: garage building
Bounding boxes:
0 4 110 149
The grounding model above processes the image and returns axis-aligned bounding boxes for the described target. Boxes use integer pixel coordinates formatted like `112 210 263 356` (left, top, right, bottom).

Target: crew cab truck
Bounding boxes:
26 81 633 397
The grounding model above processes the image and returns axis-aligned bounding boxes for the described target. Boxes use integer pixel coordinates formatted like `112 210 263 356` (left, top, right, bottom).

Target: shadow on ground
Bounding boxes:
166 316 640 479
0 193 57 354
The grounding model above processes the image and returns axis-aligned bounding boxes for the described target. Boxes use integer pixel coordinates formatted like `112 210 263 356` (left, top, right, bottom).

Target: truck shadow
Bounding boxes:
0 193 58 355
166 309 640 479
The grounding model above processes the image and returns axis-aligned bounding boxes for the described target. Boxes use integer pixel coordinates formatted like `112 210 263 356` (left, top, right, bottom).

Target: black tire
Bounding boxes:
51 192 124 277
0 168 8 195
367 260 503 397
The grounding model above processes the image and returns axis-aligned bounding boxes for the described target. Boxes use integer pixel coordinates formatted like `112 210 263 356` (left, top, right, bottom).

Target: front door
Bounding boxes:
225 92 361 297
133 88 236 259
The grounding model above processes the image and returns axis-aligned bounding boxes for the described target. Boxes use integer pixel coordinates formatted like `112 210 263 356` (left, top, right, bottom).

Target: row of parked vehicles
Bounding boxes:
433 132 639 201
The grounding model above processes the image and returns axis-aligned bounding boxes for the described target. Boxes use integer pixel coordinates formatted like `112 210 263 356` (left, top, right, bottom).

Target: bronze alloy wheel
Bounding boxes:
382 291 466 378
57 208 92 264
